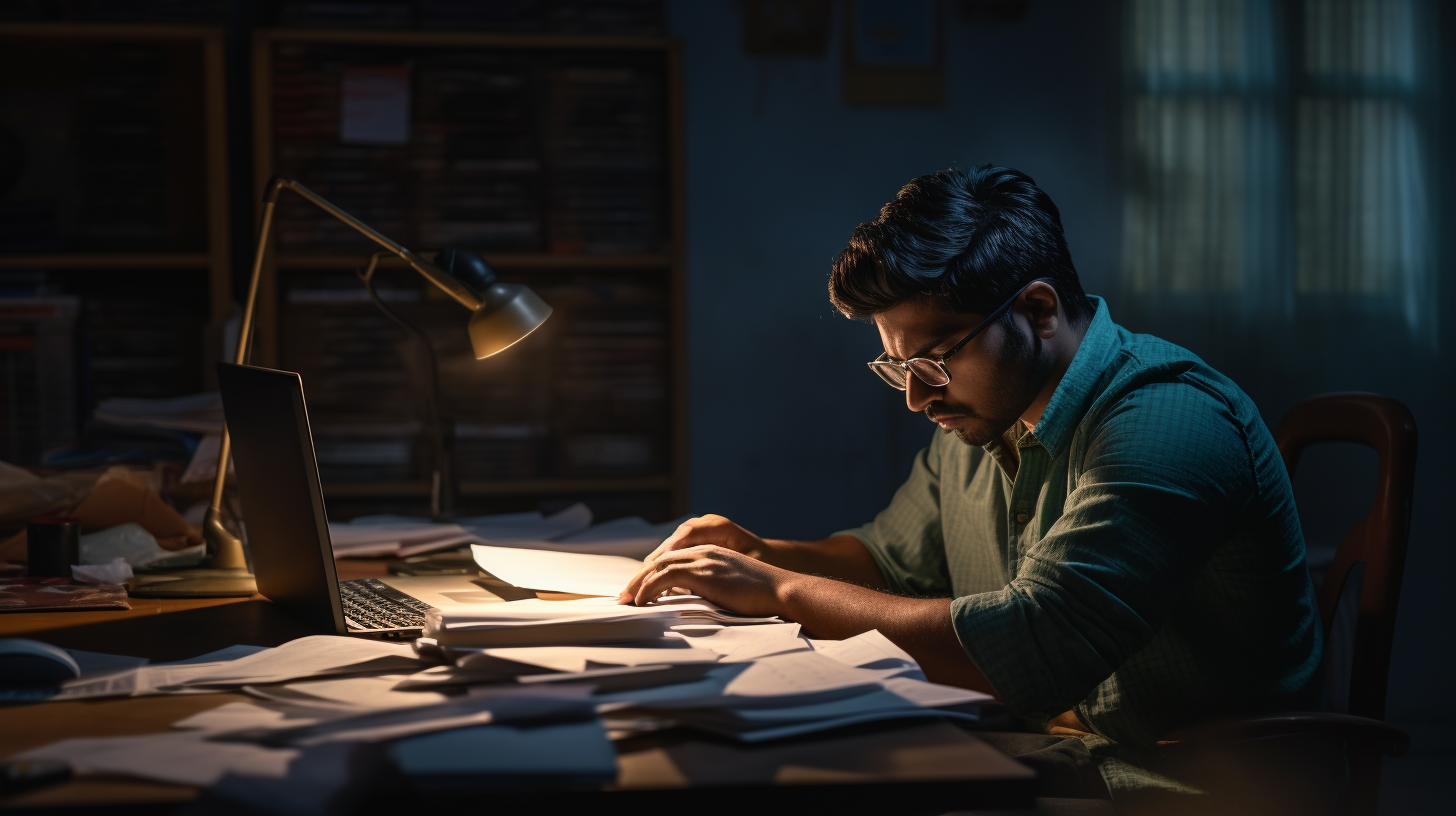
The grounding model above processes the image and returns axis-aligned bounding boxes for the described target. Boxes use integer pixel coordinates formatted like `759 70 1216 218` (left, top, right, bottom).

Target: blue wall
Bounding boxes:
669 0 1117 540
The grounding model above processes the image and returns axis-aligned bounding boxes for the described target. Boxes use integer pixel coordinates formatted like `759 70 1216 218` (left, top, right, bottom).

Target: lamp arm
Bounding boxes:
358 252 455 518
204 177 480 565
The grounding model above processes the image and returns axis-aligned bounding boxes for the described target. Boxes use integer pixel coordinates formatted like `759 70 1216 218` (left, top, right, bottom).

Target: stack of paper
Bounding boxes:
423 596 779 648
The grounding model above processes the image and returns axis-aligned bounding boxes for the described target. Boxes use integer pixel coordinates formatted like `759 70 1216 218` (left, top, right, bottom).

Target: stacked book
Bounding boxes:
544 62 666 254
412 52 543 252
272 43 414 253
283 280 425 481
279 1 665 34
545 282 667 477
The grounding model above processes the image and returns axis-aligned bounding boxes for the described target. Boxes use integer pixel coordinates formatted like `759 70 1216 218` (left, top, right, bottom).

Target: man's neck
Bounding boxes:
1020 317 1089 432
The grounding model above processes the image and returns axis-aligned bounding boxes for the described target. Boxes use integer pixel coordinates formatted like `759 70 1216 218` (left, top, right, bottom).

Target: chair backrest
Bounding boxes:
1274 393 1417 722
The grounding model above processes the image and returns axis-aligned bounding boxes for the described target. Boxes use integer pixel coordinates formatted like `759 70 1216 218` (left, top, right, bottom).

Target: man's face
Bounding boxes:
872 298 1048 446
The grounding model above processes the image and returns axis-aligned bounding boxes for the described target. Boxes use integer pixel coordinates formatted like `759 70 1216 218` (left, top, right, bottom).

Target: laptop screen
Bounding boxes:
216 363 346 634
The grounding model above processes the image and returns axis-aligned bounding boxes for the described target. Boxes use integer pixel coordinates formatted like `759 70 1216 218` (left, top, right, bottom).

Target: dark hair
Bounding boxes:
829 166 1093 326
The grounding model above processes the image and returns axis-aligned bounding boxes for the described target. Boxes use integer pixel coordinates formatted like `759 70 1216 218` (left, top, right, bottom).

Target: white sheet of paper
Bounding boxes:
340 64 410 145
249 674 452 710
20 731 297 786
669 622 808 662
169 636 421 688
470 545 642 597
468 645 719 674
813 629 922 677
268 686 596 746
720 651 897 699
173 701 327 733
462 502 593 543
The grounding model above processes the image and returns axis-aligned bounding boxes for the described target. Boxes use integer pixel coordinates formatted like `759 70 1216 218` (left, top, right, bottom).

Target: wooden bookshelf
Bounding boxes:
0 23 231 463
250 27 688 519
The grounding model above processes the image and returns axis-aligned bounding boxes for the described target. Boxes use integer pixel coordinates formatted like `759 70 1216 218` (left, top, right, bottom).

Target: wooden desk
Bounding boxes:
0 584 1035 813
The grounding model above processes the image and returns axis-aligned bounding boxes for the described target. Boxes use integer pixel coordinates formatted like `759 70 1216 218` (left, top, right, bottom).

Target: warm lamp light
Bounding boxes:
203 177 552 575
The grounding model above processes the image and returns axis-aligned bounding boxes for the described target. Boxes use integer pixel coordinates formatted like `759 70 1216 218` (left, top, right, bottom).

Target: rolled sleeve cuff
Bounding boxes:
832 526 914 596
951 590 1066 717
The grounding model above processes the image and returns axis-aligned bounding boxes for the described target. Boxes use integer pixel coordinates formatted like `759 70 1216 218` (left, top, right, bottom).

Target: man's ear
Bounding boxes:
1022 281 1061 339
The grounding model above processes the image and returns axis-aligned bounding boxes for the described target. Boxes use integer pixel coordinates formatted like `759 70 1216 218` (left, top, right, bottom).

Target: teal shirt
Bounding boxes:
840 297 1322 792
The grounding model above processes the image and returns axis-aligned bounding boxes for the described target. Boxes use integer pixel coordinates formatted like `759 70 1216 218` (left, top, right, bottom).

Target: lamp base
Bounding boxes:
141 506 261 598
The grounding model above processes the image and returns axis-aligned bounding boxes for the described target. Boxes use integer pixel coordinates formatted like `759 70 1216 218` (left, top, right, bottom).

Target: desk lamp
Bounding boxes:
203 177 553 573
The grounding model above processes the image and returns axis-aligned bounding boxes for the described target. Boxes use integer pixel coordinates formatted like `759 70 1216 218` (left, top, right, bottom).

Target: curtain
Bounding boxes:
1122 0 1435 339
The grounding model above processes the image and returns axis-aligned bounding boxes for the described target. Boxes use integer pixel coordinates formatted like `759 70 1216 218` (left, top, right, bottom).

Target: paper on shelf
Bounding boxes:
334 504 595 559
470 545 643 597
459 502 592 543
18 731 297 787
495 514 685 559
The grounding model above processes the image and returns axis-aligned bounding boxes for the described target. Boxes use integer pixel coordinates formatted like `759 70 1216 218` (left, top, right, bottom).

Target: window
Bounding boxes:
1122 0 1435 334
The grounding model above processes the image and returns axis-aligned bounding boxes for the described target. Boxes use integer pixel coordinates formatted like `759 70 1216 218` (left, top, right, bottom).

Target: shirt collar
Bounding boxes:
1021 295 1118 459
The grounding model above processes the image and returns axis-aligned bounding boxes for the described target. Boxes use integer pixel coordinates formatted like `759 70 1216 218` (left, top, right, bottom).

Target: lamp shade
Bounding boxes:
468 282 553 359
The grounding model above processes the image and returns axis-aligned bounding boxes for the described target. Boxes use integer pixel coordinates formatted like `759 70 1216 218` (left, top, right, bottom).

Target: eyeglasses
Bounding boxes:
867 278 1050 391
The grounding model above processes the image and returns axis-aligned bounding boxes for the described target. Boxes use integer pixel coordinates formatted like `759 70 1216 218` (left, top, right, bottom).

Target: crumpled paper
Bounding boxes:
80 523 206 569
72 557 134 586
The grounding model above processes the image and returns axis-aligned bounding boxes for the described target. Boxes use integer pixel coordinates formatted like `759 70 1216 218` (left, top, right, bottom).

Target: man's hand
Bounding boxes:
627 544 794 616
618 514 770 603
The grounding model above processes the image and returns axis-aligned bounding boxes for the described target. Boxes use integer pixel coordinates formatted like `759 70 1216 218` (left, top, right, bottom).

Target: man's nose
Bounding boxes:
905 372 940 413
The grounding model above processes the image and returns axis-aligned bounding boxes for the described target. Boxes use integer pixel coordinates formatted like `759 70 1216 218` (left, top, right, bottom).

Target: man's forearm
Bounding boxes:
775 573 998 696
755 534 889 589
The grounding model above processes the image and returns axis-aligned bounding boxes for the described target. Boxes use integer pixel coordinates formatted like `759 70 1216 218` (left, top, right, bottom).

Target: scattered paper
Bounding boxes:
470 545 642 597
19 731 296 786
813 629 923 677
670 622 809 662
462 644 719 674
71 557 133 586
174 701 327 733
245 675 452 711
163 636 423 688
238 687 597 747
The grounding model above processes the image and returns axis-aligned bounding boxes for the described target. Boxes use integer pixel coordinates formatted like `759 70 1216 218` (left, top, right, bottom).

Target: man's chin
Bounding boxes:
937 420 1003 447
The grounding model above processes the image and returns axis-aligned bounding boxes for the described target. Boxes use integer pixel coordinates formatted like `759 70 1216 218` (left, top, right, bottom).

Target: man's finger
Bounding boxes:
634 560 702 606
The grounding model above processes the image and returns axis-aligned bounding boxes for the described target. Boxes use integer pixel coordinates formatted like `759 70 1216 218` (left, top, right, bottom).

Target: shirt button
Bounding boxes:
1015 512 1028 524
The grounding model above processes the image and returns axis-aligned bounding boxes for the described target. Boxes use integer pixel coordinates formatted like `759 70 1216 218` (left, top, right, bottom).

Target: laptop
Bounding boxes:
216 362 496 639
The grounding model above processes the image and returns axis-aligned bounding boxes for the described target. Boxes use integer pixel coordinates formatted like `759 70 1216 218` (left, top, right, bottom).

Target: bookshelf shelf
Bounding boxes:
324 476 674 500
264 28 674 52
0 22 231 464
253 23 688 520
275 253 673 272
0 253 214 269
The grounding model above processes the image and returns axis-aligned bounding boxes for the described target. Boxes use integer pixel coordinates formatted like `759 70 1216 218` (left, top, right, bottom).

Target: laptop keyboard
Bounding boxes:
340 578 432 631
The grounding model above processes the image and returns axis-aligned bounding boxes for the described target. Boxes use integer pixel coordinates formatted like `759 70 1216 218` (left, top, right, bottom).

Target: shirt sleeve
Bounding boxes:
950 380 1255 717
835 429 953 597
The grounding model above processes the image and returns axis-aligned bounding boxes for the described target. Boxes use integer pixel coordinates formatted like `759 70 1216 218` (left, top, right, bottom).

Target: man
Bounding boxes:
618 166 1323 800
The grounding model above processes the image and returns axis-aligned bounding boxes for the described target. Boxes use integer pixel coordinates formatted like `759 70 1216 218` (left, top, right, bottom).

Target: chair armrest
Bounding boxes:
1158 712 1409 758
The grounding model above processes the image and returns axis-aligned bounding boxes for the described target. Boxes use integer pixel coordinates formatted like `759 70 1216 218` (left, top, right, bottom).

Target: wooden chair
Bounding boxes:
1159 393 1418 815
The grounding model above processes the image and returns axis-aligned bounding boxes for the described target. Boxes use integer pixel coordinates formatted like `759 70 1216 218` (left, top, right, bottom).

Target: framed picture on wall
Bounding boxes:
843 0 944 107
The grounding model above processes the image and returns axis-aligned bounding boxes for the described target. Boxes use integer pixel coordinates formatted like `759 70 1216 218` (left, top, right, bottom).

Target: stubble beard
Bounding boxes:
930 320 1047 447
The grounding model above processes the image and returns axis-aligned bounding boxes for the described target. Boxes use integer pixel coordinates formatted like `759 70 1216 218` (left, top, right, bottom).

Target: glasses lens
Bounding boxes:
907 359 950 387
869 362 908 390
